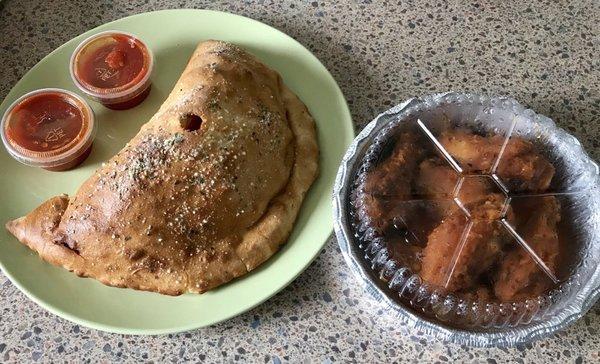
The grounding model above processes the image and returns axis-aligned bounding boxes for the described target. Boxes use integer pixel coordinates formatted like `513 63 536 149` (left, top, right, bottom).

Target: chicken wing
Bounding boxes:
459 285 494 303
414 158 458 199
494 197 561 301
363 131 423 198
420 194 513 291
439 130 555 191
357 131 424 233
416 159 499 211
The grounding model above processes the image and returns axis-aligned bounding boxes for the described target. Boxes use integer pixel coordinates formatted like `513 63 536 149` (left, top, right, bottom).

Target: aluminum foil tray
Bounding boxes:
333 92 600 347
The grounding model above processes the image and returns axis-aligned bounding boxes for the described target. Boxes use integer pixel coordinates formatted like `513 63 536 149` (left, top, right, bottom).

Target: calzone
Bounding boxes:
6 40 319 295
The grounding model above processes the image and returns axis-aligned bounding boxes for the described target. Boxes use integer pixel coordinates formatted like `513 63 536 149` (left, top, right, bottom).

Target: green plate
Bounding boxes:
0 9 353 334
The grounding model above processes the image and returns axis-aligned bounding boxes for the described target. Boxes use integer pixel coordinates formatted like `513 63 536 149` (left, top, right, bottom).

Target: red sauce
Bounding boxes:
44 142 94 171
104 84 152 110
77 35 147 90
71 32 153 109
2 90 95 171
6 93 84 153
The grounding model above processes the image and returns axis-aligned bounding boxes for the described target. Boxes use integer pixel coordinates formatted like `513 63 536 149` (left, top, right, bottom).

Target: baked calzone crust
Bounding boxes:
6 40 319 295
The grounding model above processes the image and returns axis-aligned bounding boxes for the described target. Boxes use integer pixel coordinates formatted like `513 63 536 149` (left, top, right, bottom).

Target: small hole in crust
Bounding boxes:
55 234 81 255
179 113 203 131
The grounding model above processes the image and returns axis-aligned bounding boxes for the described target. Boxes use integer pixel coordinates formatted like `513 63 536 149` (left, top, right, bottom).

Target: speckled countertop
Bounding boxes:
1 0 599 362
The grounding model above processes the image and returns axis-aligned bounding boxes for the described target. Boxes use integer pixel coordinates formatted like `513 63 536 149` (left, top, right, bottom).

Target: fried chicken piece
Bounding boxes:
420 194 513 291
363 131 423 198
439 130 555 191
415 158 459 198
356 196 394 234
392 157 473 246
386 241 424 273
420 210 470 289
386 200 455 248
494 197 561 301
496 138 556 192
416 159 498 209
357 131 425 233
456 176 499 207
459 285 494 303
439 130 503 172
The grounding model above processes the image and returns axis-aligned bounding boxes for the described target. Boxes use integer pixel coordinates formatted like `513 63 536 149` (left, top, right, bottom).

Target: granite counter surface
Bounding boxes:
0 0 598 362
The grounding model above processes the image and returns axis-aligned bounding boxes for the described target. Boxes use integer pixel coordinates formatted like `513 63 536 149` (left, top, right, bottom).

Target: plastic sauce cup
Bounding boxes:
70 30 154 110
1 88 96 171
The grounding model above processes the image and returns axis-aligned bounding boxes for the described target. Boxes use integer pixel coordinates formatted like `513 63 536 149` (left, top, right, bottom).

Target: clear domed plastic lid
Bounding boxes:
334 93 600 346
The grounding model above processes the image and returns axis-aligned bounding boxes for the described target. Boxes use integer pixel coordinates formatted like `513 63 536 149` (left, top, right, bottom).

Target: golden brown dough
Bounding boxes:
5 41 319 295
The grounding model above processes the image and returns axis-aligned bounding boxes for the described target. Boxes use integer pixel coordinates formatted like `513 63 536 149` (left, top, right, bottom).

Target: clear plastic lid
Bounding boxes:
345 94 599 334
1 88 96 169
69 30 154 104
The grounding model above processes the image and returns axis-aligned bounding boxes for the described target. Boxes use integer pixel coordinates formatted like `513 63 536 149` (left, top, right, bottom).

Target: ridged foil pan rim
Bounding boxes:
332 92 600 347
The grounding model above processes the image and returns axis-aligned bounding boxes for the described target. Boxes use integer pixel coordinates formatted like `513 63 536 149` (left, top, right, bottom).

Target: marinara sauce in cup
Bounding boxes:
1 88 96 171
70 31 153 110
